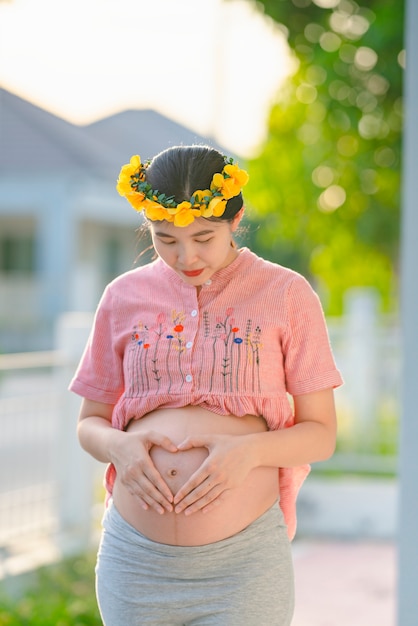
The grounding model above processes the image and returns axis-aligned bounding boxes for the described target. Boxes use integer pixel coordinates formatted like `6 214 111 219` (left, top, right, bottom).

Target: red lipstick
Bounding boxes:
182 269 204 277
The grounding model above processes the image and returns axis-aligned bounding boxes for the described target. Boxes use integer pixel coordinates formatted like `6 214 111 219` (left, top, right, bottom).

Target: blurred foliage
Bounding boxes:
0 553 100 625
241 0 403 314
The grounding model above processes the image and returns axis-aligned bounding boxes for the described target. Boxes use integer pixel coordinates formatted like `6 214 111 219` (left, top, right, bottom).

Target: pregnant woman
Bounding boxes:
70 145 343 625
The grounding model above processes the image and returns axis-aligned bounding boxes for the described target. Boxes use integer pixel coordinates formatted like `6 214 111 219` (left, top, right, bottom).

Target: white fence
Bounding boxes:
0 290 401 578
326 289 400 473
0 313 97 579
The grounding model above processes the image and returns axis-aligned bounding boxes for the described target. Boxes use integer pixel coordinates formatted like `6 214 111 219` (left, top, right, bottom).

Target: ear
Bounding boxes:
231 206 245 232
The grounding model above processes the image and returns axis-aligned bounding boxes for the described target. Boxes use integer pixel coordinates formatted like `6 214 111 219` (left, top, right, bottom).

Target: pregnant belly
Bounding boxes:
112 406 280 546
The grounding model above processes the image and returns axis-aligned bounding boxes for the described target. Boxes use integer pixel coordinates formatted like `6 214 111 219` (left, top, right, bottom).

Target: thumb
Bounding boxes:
176 435 208 451
150 432 178 453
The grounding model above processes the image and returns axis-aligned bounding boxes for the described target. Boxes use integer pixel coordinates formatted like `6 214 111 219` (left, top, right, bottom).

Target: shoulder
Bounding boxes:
240 248 313 291
95 259 169 315
105 259 165 293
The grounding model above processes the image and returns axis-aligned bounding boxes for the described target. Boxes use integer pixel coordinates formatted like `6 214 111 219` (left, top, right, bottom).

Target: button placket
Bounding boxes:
184 307 199 385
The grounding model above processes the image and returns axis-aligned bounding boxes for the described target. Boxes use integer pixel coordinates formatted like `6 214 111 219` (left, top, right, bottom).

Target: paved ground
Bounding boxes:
0 535 398 625
291 539 397 626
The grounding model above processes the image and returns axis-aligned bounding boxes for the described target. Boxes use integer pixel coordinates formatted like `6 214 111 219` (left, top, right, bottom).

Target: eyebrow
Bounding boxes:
154 229 215 238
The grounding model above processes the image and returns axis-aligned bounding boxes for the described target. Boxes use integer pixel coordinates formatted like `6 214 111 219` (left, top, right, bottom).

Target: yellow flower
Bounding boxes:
168 202 202 227
143 199 172 222
192 189 211 206
127 192 146 212
176 211 202 227
210 197 227 216
211 164 249 199
224 163 249 187
201 196 227 217
116 175 133 197
129 155 142 170
116 155 143 196
167 201 191 215
210 173 225 194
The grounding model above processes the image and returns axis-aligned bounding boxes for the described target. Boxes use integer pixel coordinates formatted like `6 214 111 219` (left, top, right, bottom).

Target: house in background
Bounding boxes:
0 87 225 351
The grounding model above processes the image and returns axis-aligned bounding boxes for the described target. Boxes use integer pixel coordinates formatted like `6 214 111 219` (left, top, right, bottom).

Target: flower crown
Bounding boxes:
116 154 249 227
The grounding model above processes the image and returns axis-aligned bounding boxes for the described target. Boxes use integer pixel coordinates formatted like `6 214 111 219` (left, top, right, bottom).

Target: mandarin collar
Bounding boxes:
159 247 252 292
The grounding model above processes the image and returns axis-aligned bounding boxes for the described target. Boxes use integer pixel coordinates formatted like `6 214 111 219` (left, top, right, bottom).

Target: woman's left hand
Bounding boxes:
172 434 255 515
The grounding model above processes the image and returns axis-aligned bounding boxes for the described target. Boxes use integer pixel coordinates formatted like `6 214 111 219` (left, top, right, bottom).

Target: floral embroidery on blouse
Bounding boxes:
125 307 263 397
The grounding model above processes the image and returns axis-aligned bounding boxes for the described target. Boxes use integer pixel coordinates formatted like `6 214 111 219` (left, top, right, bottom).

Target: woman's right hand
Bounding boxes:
77 399 177 514
110 430 178 514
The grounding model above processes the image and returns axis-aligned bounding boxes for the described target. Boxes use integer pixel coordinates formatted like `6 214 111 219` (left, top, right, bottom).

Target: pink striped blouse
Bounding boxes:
70 247 343 539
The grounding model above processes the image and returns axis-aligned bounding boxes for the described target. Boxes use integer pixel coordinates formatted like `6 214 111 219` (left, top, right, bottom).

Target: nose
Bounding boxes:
178 243 198 266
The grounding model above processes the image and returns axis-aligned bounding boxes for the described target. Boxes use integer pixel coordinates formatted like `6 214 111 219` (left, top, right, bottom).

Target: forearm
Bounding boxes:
77 410 178 512
77 415 125 464
248 420 336 469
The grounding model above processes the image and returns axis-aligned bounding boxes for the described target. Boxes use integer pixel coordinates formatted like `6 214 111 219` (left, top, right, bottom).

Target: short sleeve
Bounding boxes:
69 285 125 404
282 275 343 395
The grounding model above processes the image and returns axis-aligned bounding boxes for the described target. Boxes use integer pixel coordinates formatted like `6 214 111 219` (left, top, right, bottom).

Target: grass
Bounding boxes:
0 552 101 626
333 402 399 457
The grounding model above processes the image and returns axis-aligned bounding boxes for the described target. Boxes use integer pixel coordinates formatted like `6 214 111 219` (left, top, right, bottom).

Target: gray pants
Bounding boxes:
96 501 294 625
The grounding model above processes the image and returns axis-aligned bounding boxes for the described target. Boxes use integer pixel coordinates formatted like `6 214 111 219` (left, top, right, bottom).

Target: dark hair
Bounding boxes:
145 145 244 222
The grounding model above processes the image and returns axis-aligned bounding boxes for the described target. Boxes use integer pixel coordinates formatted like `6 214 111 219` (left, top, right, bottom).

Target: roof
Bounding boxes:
0 88 114 175
0 87 227 179
83 109 225 173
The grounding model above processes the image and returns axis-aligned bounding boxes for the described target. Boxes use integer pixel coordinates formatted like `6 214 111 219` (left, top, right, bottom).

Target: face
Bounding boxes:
149 214 242 288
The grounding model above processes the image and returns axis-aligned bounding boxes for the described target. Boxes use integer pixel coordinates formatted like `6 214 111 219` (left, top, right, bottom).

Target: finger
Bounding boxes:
201 496 224 515
182 485 225 516
174 474 218 512
137 496 149 511
146 468 175 504
176 435 209 451
172 468 211 505
136 478 174 513
148 432 178 453
145 474 175 511
138 489 166 515
128 465 174 512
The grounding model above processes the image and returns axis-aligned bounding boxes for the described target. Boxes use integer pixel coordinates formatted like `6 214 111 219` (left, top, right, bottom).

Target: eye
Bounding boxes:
195 238 213 244
158 238 176 245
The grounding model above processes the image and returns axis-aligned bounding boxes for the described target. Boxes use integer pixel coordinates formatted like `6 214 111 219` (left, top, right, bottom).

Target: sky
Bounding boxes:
0 0 295 156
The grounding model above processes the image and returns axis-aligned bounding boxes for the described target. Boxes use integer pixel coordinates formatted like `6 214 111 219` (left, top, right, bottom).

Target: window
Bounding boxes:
0 235 35 274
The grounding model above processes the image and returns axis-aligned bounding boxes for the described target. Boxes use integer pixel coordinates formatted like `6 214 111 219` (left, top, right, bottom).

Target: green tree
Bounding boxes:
241 0 403 313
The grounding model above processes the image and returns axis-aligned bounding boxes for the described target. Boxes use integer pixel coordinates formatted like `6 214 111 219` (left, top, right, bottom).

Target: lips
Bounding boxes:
182 269 204 277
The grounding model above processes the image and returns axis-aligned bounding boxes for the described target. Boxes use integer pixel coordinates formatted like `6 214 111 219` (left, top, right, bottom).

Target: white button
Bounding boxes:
191 310 198 317
205 279 212 285
185 374 193 383
186 341 193 349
